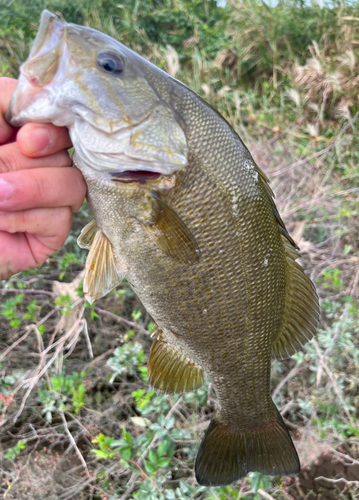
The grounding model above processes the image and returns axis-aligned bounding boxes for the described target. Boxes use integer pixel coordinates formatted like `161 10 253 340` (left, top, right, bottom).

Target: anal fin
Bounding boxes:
81 227 126 304
148 334 205 393
272 236 319 360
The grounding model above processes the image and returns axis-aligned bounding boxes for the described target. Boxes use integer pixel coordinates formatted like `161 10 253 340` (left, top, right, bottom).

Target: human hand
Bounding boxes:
0 77 87 281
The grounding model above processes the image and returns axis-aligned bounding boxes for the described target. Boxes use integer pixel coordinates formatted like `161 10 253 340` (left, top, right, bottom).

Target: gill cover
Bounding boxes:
7 10 188 177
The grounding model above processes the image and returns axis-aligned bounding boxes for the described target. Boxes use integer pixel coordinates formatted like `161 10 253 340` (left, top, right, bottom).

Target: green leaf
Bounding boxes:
144 460 157 474
130 416 151 428
165 416 175 430
250 472 262 494
157 458 170 467
121 446 132 460
91 450 110 459
157 440 167 458
148 448 158 465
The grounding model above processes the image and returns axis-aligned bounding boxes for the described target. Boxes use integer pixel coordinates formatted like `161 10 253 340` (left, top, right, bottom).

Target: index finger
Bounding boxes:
0 78 18 144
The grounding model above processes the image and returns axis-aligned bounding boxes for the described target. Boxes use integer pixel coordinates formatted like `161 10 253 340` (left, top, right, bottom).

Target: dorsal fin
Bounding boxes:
272 235 319 359
255 164 319 358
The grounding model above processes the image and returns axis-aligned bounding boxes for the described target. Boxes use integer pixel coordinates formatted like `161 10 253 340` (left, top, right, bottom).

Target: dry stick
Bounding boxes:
120 397 183 500
328 446 359 466
272 110 359 177
94 307 150 335
272 365 299 400
59 409 92 481
316 268 359 386
0 329 32 361
311 337 355 428
32 324 51 389
82 318 94 358
0 288 57 297
252 123 295 156
315 477 359 487
323 267 359 362
257 489 276 500
128 459 162 494
0 308 86 427
0 288 149 336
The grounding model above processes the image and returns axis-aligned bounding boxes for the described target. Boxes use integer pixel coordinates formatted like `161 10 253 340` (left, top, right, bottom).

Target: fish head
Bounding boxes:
7 10 188 178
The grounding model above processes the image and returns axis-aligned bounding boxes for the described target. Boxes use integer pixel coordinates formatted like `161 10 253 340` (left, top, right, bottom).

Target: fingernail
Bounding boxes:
0 178 14 202
22 126 53 155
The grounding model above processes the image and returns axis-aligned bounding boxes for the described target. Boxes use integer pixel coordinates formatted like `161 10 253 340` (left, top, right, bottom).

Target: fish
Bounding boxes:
7 10 319 486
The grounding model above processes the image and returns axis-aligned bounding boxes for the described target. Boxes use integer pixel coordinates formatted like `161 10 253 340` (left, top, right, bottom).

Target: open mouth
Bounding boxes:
111 170 162 183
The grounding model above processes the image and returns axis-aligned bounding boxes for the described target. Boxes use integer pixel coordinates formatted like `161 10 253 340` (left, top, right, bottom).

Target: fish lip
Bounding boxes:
111 170 162 184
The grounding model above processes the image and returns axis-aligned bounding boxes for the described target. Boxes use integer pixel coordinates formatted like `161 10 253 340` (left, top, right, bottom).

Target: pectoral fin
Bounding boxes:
142 191 200 263
81 226 126 304
148 333 205 393
77 219 98 249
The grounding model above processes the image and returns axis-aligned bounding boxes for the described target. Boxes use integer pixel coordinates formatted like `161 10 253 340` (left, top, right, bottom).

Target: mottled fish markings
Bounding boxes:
8 10 319 486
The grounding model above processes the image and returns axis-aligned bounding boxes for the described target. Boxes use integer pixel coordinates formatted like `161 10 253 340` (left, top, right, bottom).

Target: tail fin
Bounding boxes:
195 406 300 486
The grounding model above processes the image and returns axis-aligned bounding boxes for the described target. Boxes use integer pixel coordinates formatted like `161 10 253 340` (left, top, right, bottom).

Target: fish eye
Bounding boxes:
96 52 124 75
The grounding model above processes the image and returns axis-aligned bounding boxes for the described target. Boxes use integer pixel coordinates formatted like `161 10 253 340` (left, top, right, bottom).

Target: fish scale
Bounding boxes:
7 9 319 486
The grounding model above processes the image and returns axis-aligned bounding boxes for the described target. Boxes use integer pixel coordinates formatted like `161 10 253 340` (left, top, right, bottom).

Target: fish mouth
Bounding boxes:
111 170 162 184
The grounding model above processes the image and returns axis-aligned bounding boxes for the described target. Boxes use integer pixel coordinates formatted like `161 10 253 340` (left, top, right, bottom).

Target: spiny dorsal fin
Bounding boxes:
256 162 298 249
142 191 200 263
195 404 300 486
271 235 319 359
77 219 98 249
82 229 126 304
148 332 205 393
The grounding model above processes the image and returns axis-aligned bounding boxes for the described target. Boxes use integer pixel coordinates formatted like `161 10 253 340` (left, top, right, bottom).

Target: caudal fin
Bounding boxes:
195 406 300 486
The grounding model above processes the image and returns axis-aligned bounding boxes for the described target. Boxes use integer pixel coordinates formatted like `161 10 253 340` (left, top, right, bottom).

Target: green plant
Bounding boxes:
4 440 26 460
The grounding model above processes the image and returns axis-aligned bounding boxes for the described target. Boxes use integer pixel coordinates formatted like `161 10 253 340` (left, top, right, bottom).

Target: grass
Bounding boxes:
1 0 359 499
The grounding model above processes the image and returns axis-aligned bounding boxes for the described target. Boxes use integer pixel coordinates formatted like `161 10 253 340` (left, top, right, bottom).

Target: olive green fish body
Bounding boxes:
8 10 319 486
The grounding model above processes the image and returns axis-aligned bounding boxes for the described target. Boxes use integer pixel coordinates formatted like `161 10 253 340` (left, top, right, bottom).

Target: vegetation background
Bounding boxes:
0 0 359 498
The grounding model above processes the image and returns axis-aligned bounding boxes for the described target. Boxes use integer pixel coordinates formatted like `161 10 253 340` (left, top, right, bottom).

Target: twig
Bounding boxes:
0 288 57 297
0 288 150 336
120 397 183 500
311 337 355 427
59 409 91 481
272 365 299 400
0 329 32 361
94 307 150 335
82 318 94 358
258 489 276 500
252 123 295 155
315 476 359 487
327 446 359 466
128 459 162 494
0 307 86 427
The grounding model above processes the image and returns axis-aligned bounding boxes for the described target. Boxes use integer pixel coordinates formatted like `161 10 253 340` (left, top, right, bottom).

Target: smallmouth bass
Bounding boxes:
7 10 319 486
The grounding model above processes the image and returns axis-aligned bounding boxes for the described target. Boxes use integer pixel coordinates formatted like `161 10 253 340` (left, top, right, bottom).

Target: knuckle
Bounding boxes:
0 148 21 173
71 170 87 212
32 170 48 201
53 150 72 168
48 207 73 248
